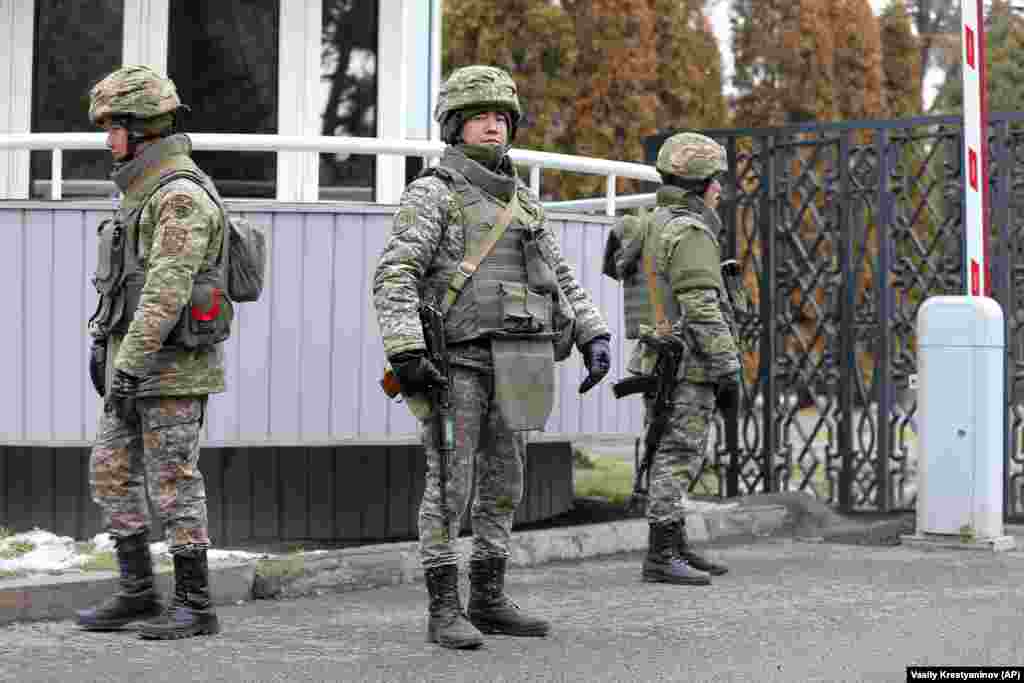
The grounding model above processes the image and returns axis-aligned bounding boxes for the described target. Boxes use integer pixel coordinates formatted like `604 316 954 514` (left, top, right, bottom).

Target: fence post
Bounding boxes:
992 118 1014 521
875 128 894 512
759 135 777 494
838 130 855 512
723 134 740 498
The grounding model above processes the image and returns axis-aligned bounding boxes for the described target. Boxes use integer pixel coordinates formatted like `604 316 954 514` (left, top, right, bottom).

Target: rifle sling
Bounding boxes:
643 225 672 337
441 192 520 317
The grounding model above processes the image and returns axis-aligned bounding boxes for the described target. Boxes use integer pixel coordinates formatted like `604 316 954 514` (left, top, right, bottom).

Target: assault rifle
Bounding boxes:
420 303 455 541
611 333 687 513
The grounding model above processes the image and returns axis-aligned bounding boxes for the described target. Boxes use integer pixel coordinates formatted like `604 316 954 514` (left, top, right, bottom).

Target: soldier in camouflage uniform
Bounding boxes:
77 66 226 639
373 65 612 650
611 132 739 585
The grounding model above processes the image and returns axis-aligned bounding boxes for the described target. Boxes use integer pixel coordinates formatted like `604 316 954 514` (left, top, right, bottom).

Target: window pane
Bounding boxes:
30 0 125 199
320 0 378 201
168 1 279 198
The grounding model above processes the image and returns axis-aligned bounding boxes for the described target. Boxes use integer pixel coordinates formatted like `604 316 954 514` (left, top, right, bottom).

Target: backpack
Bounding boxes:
150 170 267 304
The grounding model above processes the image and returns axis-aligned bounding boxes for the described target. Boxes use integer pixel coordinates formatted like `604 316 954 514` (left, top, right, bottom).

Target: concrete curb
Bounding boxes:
0 562 255 626
0 504 790 624
199 503 789 601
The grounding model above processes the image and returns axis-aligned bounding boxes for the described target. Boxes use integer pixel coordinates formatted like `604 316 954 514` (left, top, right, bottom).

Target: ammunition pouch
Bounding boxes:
169 272 235 350
89 212 233 350
90 218 145 337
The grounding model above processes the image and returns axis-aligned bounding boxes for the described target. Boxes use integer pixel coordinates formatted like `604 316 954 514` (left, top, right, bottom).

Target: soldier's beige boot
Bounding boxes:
425 564 483 649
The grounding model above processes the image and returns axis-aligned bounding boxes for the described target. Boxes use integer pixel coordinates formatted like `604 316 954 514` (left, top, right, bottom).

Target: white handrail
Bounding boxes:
0 132 660 207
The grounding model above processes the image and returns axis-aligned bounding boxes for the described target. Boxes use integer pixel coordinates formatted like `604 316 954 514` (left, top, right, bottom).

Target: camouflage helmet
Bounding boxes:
88 65 183 125
434 65 522 128
656 132 728 180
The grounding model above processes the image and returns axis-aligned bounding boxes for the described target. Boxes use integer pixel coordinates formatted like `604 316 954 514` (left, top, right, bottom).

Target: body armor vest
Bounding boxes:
424 161 557 346
620 207 689 338
89 156 231 349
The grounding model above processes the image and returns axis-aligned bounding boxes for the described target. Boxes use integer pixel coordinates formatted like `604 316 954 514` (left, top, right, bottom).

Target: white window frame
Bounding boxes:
2 0 443 202
0 0 34 199
123 0 168 72
277 1 321 202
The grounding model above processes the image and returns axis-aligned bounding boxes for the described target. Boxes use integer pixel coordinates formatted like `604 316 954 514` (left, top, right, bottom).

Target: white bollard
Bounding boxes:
903 295 1016 551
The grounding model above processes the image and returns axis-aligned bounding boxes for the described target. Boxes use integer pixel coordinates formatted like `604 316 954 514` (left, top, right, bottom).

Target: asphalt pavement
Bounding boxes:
2 537 1022 683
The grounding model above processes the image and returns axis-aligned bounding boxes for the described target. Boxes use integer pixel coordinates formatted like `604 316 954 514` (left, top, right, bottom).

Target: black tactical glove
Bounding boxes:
105 369 140 422
89 340 107 397
390 351 446 395
715 373 741 417
578 335 611 395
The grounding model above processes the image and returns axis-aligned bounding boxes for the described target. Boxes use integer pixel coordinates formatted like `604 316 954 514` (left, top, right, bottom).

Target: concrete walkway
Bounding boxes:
2 536 1022 683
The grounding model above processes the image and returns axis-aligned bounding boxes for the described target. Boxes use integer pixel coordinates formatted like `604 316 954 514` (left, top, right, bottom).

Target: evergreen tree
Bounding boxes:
444 0 727 200
903 0 960 97
731 0 837 126
831 0 886 121
732 0 884 126
932 0 1024 115
880 0 923 117
652 0 728 131
442 0 577 153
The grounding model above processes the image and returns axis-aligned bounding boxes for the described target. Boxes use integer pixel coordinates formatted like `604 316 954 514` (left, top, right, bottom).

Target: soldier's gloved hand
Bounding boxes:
578 335 611 394
89 339 107 397
390 351 446 395
105 369 140 422
715 372 741 417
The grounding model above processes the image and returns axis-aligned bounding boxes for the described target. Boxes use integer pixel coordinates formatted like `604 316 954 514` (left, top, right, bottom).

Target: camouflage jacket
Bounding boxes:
627 186 740 384
107 135 226 397
372 146 609 361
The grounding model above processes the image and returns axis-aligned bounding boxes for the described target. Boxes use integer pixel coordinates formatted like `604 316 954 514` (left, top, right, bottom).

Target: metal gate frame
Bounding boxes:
647 112 1024 520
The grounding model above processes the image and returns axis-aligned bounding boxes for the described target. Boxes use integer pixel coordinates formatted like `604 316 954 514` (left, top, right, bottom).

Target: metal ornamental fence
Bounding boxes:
655 113 1024 521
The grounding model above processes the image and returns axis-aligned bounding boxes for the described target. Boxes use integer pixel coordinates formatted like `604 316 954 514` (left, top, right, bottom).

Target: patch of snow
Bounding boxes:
0 529 89 573
0 530 276 577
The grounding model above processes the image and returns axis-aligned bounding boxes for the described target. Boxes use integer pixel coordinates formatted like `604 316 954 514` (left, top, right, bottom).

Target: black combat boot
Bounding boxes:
467 557 550 637
77 532 162 630
642 521 711 585
676 520 729 576
139 548 220 640
425 564 484 649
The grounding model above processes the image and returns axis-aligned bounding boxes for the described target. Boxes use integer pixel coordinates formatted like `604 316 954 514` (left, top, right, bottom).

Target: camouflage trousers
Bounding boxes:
643 380 717 524
418 365 526 569
89 396 211 552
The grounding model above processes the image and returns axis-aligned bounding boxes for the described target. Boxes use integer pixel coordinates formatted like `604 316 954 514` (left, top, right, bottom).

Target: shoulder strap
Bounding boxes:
644 217 672 337
440 192 519 316
142 169 230 286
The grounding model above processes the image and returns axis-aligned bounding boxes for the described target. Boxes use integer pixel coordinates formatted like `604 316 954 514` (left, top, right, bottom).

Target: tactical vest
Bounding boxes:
423 163 558 347
89 159 232 349
620 207 690 338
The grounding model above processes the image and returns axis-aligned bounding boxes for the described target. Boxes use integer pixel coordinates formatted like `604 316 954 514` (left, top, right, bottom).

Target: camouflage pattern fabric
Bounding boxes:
419 366 525 568
433 65 521 126
374 138 609 570
372 157 609 358
107 135 226 397
89 397 210 551
89 65 182 124
644 381 717 523
623 177 740 525
626 186 740 383
655 132 727 180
